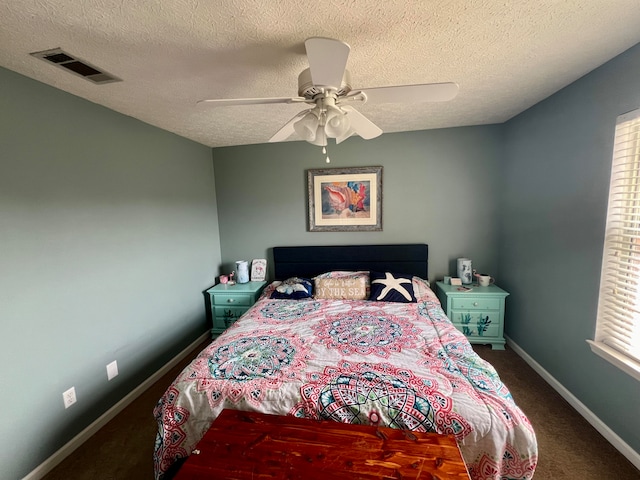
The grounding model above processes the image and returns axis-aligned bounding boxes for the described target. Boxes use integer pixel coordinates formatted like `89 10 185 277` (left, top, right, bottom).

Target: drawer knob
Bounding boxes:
473 302 479 306
227 298 235 303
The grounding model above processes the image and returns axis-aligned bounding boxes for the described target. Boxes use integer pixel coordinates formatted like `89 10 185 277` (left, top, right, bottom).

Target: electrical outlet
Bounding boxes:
63 387 76 409
106 360 118 381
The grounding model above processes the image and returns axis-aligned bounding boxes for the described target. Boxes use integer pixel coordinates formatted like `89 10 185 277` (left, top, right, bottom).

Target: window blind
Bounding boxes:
594 108 640 371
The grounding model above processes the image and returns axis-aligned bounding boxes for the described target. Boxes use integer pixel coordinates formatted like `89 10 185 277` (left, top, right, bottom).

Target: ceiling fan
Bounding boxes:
198 37 458 156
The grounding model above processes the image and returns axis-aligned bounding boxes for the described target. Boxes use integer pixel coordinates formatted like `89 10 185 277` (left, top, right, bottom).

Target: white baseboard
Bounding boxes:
23 332 210 480
506 336 640 470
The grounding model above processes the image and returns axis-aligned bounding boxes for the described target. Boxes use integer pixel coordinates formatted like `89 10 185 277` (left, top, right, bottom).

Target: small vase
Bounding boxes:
457 258 472 285
235 260 249 284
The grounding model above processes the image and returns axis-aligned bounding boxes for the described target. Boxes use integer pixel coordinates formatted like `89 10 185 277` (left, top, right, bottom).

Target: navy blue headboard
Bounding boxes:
273 244 428 280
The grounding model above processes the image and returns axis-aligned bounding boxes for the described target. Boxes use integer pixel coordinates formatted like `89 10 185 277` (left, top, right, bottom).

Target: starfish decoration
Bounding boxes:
371 273 413 301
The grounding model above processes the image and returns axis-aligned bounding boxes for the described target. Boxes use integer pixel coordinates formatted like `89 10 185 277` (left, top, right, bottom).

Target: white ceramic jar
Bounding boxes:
235 260 249 284
457 258 472 284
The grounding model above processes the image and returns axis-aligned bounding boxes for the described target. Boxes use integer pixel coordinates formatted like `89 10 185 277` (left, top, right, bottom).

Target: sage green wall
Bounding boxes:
213 125 504 283
0 67 221 480
499 43 640 453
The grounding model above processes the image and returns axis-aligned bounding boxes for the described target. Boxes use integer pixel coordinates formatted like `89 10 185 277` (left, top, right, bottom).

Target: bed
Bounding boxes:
153 244 537 479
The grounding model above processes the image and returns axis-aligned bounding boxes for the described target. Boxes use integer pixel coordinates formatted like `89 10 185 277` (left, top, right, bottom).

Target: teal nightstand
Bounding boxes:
435 281 509 350
206 281 267 337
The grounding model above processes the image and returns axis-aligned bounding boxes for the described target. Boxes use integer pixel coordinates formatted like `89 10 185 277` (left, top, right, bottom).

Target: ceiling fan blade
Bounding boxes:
357 82 459 104
341 106 383 141
197 97 306 107
268 110 311 143
304 37 350 89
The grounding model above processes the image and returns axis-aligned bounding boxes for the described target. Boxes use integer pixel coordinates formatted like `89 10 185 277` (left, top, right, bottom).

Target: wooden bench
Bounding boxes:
174 409 471 479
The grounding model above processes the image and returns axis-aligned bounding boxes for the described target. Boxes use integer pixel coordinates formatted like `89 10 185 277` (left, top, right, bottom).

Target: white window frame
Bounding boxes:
589 108 640 382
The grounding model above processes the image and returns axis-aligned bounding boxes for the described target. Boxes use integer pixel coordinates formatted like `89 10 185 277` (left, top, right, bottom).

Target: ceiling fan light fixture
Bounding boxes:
309 125 327 147
293 110 319 142
324 106 350 138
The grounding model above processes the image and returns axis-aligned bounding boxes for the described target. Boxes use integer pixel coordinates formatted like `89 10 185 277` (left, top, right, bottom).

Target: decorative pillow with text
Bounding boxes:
314 276 368 300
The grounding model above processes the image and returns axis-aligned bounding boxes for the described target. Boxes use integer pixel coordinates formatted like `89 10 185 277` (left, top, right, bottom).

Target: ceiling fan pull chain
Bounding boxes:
322 145 330 163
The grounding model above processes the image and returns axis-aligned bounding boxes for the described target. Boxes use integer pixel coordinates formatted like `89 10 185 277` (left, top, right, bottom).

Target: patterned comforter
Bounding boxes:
154 283 537 479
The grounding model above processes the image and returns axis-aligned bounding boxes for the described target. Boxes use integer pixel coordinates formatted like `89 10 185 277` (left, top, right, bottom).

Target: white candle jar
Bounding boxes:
235 260 249 284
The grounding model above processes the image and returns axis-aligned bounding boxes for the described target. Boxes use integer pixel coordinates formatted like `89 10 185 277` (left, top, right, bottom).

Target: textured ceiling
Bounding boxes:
1 1 640 148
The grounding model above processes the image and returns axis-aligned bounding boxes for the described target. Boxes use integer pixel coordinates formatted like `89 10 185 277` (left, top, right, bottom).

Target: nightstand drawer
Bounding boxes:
451 297 501 311
451 309 500 338
212 293 253 306
213 306 249 330
452 320 501 339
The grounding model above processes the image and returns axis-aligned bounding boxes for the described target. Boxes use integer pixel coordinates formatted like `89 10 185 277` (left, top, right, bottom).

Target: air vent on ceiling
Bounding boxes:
30 48 121 85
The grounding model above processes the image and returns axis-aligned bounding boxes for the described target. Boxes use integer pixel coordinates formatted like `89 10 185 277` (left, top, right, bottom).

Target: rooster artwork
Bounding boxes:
322 181 369 218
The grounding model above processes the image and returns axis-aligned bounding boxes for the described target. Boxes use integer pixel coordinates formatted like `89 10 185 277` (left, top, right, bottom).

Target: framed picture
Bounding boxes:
251 258 267 281
307 166 382 232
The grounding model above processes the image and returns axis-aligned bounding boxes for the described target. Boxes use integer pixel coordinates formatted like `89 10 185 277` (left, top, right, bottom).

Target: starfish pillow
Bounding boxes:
369 271 416 303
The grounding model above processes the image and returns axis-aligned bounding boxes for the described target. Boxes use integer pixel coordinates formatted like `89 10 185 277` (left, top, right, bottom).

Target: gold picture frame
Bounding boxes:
307 166 383 232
